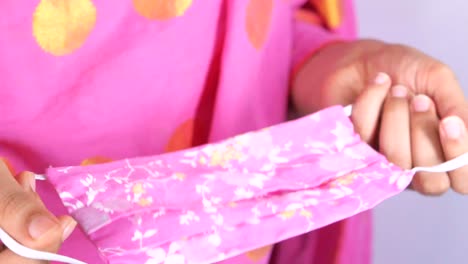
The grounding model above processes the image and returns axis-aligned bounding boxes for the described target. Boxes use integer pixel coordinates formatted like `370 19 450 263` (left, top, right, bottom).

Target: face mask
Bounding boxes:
1 105 467 264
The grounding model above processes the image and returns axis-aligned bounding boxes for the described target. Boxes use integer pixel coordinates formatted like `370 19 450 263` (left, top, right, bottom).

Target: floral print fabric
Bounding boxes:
45 106 413 264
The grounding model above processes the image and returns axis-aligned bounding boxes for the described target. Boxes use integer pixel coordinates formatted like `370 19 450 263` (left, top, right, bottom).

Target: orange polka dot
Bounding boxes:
246 245 273 262
33 0 97 56
81 156 113 166
245 0 273 50
165 119 194 152
132 0 192 20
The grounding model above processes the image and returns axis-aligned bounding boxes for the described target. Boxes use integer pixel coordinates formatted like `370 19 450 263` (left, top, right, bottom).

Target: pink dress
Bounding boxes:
0 0 364 263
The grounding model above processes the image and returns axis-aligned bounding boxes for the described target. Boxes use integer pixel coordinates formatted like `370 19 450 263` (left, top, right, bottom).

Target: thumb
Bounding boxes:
0 162 71 252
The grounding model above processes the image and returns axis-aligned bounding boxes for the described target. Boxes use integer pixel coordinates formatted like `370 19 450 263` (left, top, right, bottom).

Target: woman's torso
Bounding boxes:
0 1 292 263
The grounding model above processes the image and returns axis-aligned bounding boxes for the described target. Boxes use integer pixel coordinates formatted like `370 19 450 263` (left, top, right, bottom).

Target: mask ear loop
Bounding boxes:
412 152 468 173
0 227 86 264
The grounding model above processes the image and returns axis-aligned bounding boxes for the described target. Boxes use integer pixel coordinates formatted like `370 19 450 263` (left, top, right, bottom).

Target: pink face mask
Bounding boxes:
1 105 467 264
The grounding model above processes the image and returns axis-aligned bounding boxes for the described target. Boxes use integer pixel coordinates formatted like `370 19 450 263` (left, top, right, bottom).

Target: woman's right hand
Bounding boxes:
0 161 76 263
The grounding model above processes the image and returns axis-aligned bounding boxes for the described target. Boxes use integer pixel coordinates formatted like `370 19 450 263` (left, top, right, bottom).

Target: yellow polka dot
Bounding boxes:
246 245 273 262
132 0 192 20
33 0 97 56
245 0 273 50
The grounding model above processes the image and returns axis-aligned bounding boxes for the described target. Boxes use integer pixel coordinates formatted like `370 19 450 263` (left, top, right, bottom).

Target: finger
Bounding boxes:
351 72 392 143
410 95 450 195
0 162 63 249
417 61 468 194
16 172 36 193
439 116 468 194
379 85 412 169
16 172 43 203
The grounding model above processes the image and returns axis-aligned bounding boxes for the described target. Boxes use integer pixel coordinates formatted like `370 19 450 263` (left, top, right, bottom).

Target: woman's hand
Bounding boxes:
0 161 76 263
292 39 468 195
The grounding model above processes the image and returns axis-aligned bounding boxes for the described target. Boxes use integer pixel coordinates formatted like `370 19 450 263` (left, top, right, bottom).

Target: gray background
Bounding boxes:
355 1 468 263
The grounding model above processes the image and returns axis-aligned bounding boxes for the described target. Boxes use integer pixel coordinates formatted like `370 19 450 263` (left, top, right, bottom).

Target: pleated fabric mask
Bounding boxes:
1 105 467 264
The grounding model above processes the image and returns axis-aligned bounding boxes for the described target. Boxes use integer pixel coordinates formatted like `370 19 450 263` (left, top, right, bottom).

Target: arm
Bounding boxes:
291 0 356 73
290 0 357 117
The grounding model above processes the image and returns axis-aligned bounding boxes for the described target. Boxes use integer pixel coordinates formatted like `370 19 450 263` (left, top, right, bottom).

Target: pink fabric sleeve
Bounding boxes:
292 0 357 75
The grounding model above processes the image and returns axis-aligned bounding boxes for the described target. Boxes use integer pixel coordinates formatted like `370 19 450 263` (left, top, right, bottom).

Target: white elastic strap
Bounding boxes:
34 174 46 181
412 152 468 173
0 228 86 264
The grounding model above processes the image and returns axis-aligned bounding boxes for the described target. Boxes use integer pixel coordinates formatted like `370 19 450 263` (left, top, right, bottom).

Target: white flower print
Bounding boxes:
179 211 200 225
251 206 261 217
267 148 289 163
331 121 355 151
59 192 84 210
80 173 105 206
305 140 332 154
132 229 158 248
259 163 274 172
145 243 185 264
248 173 269 189
234 187 254 199
210 214 224 226
207 233 222 247
195 184 210 194
389 171 412 190
329 186 353 198
153 207 166 218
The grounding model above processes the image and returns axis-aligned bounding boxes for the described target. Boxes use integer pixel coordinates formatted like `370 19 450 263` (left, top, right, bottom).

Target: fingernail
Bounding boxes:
61 219 77 242
29 215 58 239
374 72 389 85
391 85 407 98
412 95 431 112
442 116 466 140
